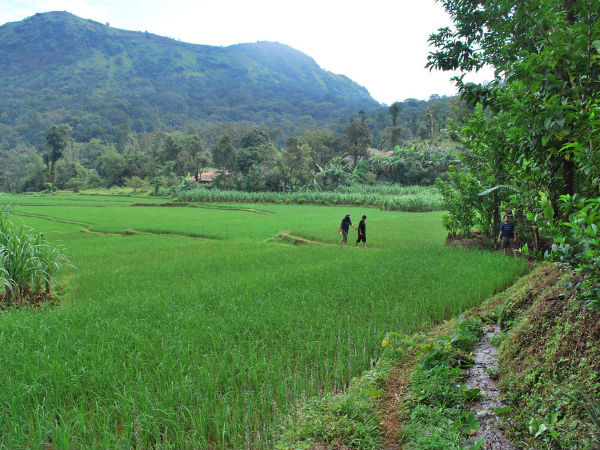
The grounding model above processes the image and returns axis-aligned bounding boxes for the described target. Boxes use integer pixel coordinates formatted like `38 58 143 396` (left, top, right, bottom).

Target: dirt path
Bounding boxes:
276 231 336 246
465 325 515 450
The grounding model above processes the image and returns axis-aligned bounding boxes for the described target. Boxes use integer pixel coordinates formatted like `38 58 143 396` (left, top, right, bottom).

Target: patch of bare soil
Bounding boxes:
379 362 413 450
466 325 515 450
0 292 59 309
277 232 334 246
446 230 496 250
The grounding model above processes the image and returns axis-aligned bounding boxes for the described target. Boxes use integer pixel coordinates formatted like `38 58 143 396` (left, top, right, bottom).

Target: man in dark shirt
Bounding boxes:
355 215 367 248
498 214 517 255
339 214 355 245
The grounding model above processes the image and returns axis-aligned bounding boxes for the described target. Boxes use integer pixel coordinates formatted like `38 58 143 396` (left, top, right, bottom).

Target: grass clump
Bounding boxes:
276 392 382 450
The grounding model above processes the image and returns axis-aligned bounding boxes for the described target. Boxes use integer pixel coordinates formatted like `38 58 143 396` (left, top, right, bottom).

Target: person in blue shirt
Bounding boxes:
339 214 356 245
498 214 517 256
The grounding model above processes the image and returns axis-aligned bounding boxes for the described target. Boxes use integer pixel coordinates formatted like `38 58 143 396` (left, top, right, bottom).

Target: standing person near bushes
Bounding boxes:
355 215 367 248
498 214 517 256
338 214 355 245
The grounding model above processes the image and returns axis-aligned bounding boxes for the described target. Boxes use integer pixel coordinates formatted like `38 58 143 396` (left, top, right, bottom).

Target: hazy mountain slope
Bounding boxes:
0 11 380 146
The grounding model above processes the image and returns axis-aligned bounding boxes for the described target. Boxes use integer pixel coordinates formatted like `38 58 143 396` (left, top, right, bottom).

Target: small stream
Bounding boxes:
465 324 515 450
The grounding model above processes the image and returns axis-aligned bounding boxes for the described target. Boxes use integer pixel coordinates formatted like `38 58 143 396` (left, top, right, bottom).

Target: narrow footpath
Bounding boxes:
465 325 515 450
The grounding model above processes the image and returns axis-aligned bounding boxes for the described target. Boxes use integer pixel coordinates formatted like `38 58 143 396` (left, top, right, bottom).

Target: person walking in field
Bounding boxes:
339 214 355 245
355 215 367 248
498 214 517 256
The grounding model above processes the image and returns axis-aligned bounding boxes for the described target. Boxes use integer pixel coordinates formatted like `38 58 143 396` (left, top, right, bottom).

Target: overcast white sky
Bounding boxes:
0 0 494 105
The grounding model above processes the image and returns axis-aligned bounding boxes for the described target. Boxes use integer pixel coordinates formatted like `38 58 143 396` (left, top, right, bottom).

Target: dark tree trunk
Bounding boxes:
50 160 57 191
492 200 500 237
426 105 435 148
533 226 541 253
563 158 575 196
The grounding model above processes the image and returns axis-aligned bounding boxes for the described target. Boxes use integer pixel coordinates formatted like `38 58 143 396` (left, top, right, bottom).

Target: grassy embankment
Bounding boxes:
0 193 527 449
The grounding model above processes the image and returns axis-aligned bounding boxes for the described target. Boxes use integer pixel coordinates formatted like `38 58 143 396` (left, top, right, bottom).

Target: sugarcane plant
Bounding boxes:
0 207 70 306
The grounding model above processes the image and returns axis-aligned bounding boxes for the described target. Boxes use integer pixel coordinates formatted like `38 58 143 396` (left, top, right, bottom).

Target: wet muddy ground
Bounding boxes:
465 325 515 450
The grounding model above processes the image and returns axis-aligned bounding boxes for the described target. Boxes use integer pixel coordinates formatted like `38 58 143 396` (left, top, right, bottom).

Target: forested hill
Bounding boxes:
0 11 380 146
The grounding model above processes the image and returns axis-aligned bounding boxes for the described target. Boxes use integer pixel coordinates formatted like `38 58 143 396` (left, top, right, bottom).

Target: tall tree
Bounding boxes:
343 120 372 167
178 134 207 179
97 149 127 187
149 161 176 195
211 135 236 190
236 128 275 176
280 137 313 188
358 109 367 123
301 130 340 168
428 0 600 207
239 128 271 149
43 124 72 190
389 102 402 127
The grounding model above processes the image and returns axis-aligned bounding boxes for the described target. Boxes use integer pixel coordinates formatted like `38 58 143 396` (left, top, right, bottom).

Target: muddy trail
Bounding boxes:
378 323 516 449
465 324 515 450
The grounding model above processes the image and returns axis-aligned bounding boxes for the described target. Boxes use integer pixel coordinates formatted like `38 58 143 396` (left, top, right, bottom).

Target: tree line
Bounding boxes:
0 97 463 195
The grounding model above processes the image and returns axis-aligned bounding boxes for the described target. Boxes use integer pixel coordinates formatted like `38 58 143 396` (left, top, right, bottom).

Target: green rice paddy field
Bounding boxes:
0 193 528 449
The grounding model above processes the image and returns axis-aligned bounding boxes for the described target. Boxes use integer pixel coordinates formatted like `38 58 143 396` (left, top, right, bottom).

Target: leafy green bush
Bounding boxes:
436 167 481 236
450 315 484 353
565 385 600 447
526 194 600 310
369 146 456 185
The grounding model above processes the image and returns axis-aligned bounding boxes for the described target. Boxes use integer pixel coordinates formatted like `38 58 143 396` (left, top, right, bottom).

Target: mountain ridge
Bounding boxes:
0 11 380 146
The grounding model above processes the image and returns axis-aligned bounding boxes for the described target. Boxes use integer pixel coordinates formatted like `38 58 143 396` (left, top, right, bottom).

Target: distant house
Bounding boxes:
191 170 230 183
198 170 219 183
341 148 391 167
367 148 394 158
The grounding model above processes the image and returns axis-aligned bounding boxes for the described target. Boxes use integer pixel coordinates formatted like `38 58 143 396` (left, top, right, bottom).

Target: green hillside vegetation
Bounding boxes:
0 11 378 148
0 107 463 197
